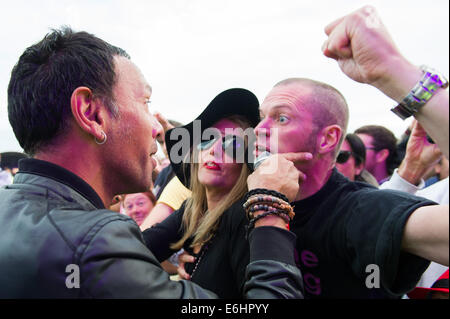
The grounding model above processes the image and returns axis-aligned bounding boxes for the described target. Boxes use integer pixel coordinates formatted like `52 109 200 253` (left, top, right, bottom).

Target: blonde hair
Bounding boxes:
170 116 251 250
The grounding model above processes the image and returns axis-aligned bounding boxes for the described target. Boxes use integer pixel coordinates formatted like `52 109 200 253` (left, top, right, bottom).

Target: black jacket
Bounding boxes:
0 158 304 298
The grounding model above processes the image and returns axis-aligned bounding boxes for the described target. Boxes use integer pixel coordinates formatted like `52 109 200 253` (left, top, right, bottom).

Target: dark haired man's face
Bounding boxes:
356 133 378 173
255 84 317 170
105 57 162 194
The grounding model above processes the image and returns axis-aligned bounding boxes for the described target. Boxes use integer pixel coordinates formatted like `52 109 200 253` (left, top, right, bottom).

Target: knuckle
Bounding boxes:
362 5 376 13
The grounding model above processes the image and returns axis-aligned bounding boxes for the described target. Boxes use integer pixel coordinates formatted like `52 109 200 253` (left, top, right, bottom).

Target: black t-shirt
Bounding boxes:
142 199 249 298
290 168 435 299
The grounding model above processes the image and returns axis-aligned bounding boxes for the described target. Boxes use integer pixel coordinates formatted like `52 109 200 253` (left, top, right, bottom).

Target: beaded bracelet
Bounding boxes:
243 196 290 215
247 203 294 218
245 203 294 220
244 196 291 211
248 205 294 221
244 195 295 221
243 188 289 203
244 194 290 207
247 204 279 220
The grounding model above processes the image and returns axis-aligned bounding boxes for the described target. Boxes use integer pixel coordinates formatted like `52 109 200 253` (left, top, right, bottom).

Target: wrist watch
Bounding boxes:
391 65 448 120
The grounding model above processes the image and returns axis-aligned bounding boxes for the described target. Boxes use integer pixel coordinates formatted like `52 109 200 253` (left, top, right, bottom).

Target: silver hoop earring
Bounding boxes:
95 131 107 145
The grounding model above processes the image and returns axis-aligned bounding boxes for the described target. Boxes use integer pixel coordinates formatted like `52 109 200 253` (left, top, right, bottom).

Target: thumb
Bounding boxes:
409 120 428 140
281 152 313 163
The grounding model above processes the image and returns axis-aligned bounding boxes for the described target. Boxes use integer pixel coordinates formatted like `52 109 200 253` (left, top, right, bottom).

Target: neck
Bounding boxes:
371 164 389 184
35 139 113 208
205 186 229 211
294 158 334 202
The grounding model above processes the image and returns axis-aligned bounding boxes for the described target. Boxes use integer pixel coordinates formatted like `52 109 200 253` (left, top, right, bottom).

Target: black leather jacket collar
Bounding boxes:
17 158 105 209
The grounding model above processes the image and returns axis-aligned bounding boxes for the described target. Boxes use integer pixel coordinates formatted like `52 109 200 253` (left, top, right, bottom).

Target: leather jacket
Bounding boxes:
0 158 303 298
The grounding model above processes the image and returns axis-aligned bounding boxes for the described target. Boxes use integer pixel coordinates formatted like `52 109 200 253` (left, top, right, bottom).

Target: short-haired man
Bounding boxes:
0 27 303 298
246 6 449 298
248 75 447 298
355 125 399 184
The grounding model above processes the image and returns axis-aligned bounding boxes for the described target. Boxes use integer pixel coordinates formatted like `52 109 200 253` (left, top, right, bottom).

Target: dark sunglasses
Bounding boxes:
336 150 353 164
197 135 245 159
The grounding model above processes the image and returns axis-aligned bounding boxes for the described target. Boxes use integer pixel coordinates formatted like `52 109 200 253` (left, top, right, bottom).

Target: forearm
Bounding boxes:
397 160 428 187
140 203 174 231
402 205 449 266
141 214 182 262
323 6 449 157
415 93 449 159
372 59 449 159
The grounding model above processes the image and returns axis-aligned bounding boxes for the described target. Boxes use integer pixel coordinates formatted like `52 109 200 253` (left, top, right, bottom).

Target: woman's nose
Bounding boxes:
208 138 224 161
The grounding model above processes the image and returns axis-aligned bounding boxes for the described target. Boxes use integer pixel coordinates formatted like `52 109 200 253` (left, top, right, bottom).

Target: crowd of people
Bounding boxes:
0 6 448 299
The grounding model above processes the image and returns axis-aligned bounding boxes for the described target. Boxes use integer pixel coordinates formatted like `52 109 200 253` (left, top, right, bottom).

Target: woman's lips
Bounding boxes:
204 161 221 170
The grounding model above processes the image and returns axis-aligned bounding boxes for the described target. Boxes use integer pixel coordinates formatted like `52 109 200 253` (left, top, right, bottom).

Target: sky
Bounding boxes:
0 0 448 153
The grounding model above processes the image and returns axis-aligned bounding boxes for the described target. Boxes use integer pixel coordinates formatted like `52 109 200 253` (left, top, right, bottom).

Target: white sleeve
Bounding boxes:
379 169 425 194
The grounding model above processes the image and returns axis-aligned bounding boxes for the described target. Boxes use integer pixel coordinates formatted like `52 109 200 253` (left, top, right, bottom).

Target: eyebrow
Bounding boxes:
271 105 292 112
261 105 292 116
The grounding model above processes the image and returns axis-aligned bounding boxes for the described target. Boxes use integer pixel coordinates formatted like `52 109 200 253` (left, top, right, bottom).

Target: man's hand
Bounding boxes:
247 152 312 202
177 251 195 280
154 112 175 144
322 5 422 102
323 5 449 159
398 120 442 185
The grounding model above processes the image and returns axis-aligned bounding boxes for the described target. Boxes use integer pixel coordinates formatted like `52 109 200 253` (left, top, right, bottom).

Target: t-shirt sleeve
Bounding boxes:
157 176 192 210
344 188 436 296
142 205 185 262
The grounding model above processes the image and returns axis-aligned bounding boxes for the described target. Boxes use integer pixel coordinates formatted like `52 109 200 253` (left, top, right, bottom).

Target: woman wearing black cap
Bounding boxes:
142 88 261 298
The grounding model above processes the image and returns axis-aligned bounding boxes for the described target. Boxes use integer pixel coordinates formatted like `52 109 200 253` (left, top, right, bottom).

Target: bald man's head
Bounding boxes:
274 78 349 135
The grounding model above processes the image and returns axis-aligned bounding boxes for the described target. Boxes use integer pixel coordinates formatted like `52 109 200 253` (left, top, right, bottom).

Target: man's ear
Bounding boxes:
318 125 342 155
70 87 107 142
375 149 389 163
